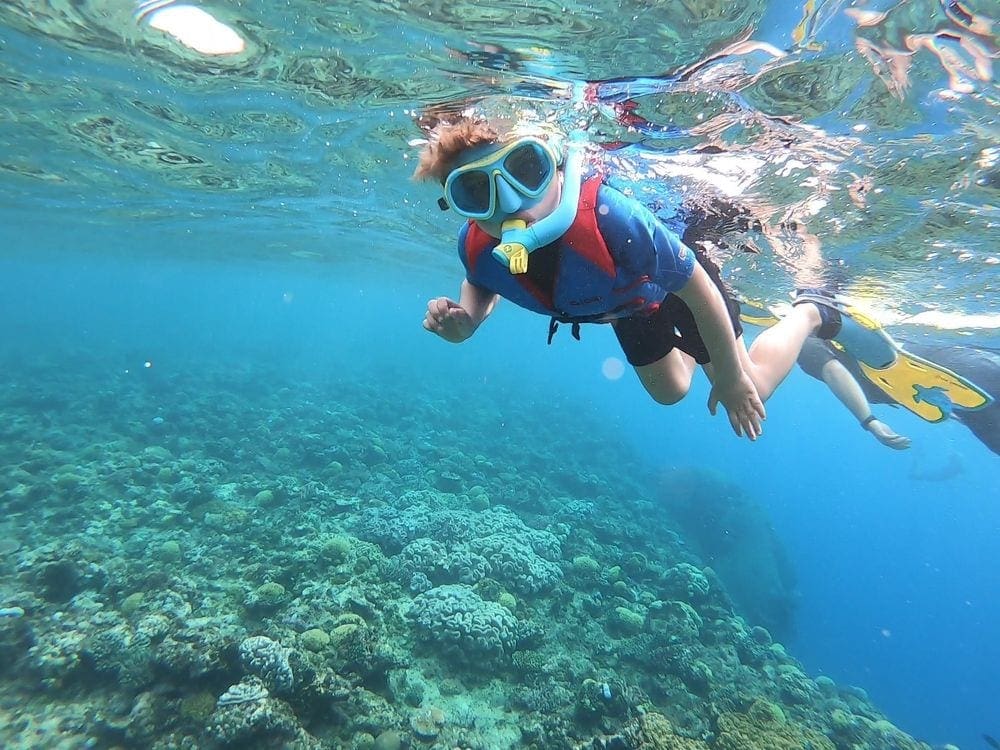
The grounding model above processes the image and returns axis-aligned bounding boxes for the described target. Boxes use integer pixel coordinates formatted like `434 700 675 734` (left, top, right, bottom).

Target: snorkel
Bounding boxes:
493 133 586 274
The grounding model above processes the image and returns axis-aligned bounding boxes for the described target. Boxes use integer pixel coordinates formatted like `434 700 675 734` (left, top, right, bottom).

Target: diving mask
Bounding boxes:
443 137 559 220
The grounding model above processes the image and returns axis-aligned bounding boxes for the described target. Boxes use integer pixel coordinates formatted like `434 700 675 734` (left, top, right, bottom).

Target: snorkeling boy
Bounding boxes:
414 113 840 441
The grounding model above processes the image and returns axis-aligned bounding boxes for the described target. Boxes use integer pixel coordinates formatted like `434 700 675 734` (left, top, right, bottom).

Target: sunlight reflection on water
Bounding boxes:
0 0 996 336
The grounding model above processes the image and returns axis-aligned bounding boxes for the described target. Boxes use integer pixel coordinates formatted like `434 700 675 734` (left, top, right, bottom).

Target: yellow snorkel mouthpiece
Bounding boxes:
491 136 586 275
496 220 530 274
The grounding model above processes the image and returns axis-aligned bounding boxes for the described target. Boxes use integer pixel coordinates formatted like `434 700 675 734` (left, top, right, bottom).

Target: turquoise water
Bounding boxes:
1 1 999 749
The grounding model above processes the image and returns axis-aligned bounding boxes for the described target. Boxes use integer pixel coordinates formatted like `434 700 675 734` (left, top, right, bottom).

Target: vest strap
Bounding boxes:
547 318 583 345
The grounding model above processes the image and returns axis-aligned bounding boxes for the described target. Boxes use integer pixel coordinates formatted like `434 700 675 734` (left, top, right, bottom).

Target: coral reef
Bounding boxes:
409 584 527 662
0 363 936 749
714 699 835 750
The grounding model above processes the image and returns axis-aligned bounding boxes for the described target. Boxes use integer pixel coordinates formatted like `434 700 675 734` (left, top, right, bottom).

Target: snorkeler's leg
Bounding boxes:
744 303 823 401
633 349 698 405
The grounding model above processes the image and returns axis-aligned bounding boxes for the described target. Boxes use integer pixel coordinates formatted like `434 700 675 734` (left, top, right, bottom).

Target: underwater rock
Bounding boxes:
245 581 289 610
434 470 463 493
659 563 710 603
82 621 155 688
611 606 646 635
749 625 771 646
154 622 231 681
618 710 710 749
119 591 145 616
37 559 83 602
388 667 427 707
373 729 403 750
409 705 445 740
217 675 270 707
714 698 834 750
355 506 562 593
814 674 837 698
0 611 33 678
157 539 182 561
0 353 947 750
239 635 294 693
0 537 21 556
208 694 305 747
776 665 819 705
122 690 171 747
408 584 523 662
833 712 934 750
576 677 629 723
513 683 575 716
299 628 330 652
659 469 798 637
733 624 772 668
647 600 702 641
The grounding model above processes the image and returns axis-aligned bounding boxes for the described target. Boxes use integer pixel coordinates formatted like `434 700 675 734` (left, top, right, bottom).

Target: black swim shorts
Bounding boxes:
612 249 743 367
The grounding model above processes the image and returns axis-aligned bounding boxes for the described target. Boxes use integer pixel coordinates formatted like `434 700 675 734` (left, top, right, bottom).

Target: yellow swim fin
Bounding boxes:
795 291 993 422
859 352 992 423
738 299 782 328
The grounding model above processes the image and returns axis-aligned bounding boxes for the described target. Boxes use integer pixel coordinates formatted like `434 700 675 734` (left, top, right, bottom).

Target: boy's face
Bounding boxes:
443 137 563 238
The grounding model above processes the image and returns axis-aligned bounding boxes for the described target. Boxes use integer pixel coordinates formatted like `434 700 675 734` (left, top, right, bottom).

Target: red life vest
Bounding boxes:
460 177 667 323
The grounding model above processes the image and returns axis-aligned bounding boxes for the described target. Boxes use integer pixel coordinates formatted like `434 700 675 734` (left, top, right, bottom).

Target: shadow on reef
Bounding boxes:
655 467 798 641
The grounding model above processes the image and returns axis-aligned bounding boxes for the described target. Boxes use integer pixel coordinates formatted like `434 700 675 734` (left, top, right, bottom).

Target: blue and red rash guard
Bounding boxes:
458 177 695 323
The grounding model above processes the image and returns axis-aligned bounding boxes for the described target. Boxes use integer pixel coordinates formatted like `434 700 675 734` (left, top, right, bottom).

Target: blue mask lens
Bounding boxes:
444 139 557 220
503 143 551 191
449 170 492 216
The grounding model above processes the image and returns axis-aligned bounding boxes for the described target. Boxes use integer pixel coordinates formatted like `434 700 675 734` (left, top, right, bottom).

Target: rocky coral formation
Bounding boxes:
621 711 710 750
355 504 564 594
0 364 936 749
714 699 835 750
408 584 528 662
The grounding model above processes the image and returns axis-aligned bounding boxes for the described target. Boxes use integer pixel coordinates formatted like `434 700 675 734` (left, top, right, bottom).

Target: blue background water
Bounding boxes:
2 0 1000 746
4 247 997 747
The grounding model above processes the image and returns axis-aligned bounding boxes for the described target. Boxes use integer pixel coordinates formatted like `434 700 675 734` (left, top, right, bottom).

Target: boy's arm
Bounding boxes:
458 279 499 327
424 279 498 343
674 265 765 439
592 185 763 437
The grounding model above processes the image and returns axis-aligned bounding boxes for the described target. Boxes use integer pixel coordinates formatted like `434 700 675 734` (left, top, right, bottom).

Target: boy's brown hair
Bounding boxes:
412 116 501 184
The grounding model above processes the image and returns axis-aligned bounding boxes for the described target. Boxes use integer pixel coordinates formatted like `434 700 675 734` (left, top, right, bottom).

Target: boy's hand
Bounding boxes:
424 297 476 343
708 372 766 440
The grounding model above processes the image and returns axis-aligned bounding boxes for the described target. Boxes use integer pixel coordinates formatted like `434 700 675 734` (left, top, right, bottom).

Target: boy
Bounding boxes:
414 114 838 441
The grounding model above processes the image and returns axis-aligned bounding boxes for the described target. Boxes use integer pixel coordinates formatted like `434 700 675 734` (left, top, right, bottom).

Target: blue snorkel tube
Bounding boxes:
492 134 587 274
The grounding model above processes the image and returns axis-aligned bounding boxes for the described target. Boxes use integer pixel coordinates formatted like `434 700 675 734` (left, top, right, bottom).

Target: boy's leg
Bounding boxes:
633 348 698 404
745 303 823 401
614 294 702 406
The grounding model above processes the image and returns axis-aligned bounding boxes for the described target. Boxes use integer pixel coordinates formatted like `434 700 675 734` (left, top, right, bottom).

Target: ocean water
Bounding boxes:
1 1 998 749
